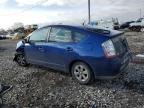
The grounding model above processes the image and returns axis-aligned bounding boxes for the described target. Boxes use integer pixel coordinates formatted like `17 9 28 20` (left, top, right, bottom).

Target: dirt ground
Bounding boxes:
0 32 144 108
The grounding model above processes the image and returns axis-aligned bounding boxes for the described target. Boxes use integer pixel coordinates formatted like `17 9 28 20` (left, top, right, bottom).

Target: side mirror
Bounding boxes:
22 39 35 45
23 37 30 43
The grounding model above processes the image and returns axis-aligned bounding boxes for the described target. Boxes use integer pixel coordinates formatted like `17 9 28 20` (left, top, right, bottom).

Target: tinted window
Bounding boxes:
74 32 86 42
49 27 72 42
112 36 128 55
29 28 49 42
86 28 110 34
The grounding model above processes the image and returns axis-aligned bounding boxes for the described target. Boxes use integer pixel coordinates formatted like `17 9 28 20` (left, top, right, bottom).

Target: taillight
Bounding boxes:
102 40 116 58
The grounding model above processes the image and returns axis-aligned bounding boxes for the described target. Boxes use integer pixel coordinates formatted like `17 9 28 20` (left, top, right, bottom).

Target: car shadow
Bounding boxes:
26 63 144 94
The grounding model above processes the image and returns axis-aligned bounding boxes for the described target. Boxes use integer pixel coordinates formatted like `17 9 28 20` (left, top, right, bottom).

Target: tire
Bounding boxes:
131 26 141 32
129 26 135 31
141 28 144 32
132 26 137 31
15 54 29 67
71 62 94 84
136 26 141 32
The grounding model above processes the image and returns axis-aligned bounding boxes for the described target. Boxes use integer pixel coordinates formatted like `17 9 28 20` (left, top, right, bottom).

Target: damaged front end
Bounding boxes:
13 40 25 62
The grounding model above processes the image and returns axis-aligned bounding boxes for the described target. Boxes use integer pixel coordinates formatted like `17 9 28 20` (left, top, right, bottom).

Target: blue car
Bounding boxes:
14 25 131 84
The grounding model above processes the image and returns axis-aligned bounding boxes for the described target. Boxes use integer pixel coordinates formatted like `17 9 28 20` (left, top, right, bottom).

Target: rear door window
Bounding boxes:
49 27 73 42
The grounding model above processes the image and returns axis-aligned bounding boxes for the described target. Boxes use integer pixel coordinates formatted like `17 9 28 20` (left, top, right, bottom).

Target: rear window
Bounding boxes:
112 35 128 55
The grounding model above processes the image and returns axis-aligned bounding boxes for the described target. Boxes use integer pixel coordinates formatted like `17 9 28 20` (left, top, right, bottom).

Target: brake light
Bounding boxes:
102 40 116 58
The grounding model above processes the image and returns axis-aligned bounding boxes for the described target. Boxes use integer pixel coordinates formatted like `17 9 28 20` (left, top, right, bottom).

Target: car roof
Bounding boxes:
45 24 85 30
42 24 123 38
44 24 111 34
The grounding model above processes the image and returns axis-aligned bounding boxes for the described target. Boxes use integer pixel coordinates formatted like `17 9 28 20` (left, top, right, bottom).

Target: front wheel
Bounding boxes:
15 54 29 67
71 62 94 84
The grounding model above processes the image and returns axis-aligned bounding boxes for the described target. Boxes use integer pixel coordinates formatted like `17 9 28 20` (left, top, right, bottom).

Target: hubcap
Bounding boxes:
17 55 26 65
74 65 89 82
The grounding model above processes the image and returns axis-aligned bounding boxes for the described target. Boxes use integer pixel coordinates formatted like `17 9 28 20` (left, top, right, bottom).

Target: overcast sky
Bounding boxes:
0 0 144 29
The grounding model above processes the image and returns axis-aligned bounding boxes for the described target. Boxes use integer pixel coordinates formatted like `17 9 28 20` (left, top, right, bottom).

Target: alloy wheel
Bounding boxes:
16 55 27 66
73 64 89 82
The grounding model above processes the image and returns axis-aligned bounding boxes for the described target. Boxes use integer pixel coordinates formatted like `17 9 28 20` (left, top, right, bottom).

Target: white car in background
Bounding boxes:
129 18 144 32
6 33 15 39
88 18 120 30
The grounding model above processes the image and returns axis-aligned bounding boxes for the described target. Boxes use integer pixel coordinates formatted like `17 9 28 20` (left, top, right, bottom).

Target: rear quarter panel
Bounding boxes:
66 31 109 74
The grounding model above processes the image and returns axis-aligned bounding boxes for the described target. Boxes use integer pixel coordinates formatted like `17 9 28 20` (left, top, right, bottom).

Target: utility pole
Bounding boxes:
88 0 91 24
140 9 142 18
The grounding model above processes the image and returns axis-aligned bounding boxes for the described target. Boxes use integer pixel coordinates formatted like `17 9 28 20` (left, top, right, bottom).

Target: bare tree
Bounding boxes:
0 28 7 35
11 22 24 30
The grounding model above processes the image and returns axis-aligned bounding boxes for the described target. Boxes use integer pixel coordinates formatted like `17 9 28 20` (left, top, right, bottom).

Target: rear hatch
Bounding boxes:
111 34 131 70
85 26 130 57
111 35 129 56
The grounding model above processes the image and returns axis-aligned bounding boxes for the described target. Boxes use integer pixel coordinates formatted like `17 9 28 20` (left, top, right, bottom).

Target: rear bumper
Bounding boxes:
91 52 131 79
95 59 130 79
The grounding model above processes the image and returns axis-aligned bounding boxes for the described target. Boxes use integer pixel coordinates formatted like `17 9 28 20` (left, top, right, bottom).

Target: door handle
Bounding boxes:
66 47 73 52
38 47 45 52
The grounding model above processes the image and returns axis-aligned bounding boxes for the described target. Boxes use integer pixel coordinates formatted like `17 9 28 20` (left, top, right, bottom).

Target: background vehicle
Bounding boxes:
13 25 131 84
89 18 120 30
129 18 144 32
0 35 6 40
24 24 38 36
6 33 15 39
120 21 135 29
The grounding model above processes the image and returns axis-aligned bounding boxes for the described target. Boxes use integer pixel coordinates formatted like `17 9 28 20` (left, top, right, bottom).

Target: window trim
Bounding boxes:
47 26 52 43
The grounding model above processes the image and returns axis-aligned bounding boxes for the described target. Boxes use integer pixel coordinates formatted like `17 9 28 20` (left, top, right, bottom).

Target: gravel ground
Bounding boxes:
0 33 144 108
125 32 144 54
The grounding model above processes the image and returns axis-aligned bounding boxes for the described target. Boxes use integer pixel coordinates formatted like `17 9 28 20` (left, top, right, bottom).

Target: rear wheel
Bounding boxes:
16 54 29 67
71 62 94 84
